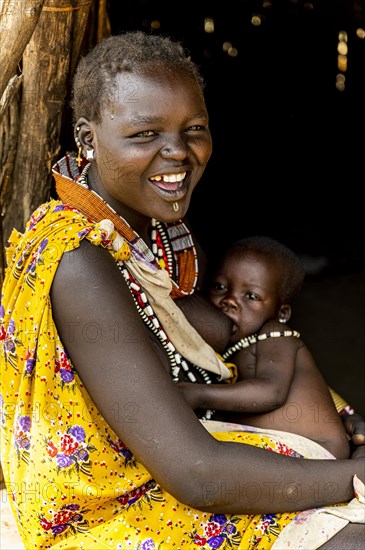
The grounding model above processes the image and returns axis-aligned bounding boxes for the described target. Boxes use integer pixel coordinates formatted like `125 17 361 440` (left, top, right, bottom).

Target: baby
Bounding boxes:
178 236 350 459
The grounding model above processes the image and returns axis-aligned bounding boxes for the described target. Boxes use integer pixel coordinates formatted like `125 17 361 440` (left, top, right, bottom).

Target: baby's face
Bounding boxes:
209 252 283 342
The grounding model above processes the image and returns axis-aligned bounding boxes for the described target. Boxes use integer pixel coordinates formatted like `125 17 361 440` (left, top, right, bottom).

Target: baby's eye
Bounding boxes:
245 292 260 301
212 282 226 292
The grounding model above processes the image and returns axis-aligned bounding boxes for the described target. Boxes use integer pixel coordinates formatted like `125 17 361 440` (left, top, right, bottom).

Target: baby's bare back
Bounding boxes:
228 344 350 459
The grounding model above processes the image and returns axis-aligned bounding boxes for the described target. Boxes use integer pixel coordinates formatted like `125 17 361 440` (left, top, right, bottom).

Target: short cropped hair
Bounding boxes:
71 31 205 123
225 236 305 304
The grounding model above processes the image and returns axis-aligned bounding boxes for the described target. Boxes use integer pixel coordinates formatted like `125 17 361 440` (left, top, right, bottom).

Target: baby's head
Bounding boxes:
224 236 305 304
209 236 305 340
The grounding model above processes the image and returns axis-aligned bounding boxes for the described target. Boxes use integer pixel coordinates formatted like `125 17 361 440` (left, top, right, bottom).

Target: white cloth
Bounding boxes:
271 475 365 549
126 252 231 380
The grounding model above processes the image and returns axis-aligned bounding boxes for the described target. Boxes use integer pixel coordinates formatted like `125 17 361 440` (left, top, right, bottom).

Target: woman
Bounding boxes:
0 31 364 549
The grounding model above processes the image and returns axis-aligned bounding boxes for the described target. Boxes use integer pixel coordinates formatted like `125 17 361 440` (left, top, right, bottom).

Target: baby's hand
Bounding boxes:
342 413 365 455
351 445 365 460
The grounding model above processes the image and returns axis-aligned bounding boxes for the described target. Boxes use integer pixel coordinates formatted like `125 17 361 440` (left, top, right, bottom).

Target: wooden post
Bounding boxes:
0 79 22 286
0 0 94 488
1 0 92 242
0 1 45 275
0 0 45 99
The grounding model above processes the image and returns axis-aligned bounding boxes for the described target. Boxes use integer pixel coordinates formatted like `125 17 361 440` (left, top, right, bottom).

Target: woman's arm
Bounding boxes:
51 241 364 514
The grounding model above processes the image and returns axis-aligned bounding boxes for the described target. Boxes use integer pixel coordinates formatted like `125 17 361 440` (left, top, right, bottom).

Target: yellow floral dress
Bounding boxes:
1 180 303 549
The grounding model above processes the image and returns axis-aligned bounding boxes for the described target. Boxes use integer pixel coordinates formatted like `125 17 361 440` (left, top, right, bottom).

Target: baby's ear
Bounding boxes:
278 304 291 323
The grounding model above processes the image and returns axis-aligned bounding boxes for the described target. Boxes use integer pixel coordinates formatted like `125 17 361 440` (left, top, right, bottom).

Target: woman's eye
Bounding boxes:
187 125 206 132
135 130 156 138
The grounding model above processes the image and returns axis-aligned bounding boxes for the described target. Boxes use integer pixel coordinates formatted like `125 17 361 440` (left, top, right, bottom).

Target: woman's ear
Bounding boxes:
278 304 292 324
74 117 95 154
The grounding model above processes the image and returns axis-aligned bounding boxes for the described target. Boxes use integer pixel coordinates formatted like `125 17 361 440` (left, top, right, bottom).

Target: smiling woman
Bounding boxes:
0 31 364 550
71 57 211 226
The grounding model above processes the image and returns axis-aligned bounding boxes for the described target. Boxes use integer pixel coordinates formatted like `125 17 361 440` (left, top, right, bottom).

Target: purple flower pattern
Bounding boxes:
14 415 32 462
46 425 96 476
190 514 241 548
40 503 89 537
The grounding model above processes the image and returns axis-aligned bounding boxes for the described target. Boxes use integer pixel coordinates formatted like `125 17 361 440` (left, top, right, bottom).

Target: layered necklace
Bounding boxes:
68 162 199 299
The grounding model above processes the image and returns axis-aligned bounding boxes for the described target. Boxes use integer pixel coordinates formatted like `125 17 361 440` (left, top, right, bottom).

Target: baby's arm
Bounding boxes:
178 321 299 414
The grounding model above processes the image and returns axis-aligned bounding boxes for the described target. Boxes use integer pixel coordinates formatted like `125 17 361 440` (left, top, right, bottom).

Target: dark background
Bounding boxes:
108 0 365 278
107 0 365 414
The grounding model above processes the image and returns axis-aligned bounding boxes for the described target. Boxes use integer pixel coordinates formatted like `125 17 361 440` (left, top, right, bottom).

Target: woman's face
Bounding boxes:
209 252 283 342
82 70 212 227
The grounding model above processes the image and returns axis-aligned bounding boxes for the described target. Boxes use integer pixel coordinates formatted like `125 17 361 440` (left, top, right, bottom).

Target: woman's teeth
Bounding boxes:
150 172 186 191
150 172 186 184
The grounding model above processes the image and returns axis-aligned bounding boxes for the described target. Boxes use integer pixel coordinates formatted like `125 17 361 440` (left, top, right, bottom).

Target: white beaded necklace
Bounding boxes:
119 263 215 420
222 330 301 361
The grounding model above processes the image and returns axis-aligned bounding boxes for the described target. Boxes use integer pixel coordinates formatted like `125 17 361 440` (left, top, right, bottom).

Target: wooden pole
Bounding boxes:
1 0 93 241
0 0 94 487
0 81 22 285
97 0 110 44
0 0 45 99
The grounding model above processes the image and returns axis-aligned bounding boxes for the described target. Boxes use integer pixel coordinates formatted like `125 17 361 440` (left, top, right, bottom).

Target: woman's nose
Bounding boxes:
160 136 188 160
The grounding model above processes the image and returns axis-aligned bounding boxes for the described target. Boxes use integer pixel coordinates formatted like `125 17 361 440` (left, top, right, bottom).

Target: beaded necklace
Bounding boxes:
77 163 159 267
118 251 215 420
55 160 199 299
80 169 174 276
150 219 174 275
222 330 301 361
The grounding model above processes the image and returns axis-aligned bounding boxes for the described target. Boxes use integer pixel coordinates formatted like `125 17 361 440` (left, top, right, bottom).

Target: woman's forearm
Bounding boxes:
179 440 362 514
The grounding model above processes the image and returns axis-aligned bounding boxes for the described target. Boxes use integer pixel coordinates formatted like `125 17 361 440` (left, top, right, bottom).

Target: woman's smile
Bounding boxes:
149 171 189 199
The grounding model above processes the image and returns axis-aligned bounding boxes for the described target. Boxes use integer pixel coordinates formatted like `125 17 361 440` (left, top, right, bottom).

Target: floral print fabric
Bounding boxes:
1 199 300 549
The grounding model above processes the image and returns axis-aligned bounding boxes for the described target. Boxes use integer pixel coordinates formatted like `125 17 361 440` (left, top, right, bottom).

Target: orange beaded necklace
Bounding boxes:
53 157 198 299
